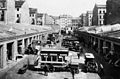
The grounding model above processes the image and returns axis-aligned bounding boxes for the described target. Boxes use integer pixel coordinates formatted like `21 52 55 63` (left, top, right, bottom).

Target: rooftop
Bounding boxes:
15 0 25 8
0 23 52 42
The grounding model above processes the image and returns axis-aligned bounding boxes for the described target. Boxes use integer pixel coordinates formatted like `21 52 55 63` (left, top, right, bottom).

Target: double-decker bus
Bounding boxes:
34 48 69 71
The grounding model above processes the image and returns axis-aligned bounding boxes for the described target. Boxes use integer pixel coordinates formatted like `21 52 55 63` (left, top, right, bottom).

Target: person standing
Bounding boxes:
70 68 75 79
44 64 48 76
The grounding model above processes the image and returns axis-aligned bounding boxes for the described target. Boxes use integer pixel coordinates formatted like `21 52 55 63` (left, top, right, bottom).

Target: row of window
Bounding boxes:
99 20 104 25
99 15 104 19
99 10 106 14
30 14 35 17
41 55 65 62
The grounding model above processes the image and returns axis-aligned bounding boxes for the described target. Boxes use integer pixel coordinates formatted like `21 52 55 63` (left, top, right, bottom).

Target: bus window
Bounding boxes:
47 56 51 61
58 56 62 62
41 56 46 61
53 56 57 61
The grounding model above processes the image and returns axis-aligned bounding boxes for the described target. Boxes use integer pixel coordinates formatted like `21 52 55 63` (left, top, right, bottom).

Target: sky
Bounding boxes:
27 0 107 17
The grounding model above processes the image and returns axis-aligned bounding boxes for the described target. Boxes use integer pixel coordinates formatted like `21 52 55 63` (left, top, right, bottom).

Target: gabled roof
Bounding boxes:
15 1 25 8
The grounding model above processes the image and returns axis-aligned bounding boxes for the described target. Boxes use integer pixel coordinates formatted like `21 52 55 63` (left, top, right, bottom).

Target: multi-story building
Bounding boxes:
92 4 106 26
86 11 93 26
57 14 72 29
29 8 37 25
80 13 87 27
15 0 30 24
106 0 120 24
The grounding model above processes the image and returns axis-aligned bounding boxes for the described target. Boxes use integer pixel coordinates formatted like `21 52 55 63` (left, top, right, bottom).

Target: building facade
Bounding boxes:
92 4 106 26
15 0 30 24
29 8 37 25
80 13 87 27
86 11 93 26
106 0 120 24
57 15 72 29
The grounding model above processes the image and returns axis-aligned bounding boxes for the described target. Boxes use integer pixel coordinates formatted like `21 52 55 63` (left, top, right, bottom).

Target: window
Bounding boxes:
17 8 19 11
0 10 4 21
99 11 101 14
47 56 51 61
17 14 19 18
100 15 101 19
99 21 103 25
41 56 46 61
53 56 57 61
103 11 105 14
58 57 62 62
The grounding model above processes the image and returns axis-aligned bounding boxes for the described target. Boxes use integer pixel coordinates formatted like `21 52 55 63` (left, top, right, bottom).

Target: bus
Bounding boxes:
34 48 69 71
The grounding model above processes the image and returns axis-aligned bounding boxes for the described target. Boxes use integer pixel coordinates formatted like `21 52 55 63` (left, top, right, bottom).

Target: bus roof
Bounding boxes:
41 48 69 54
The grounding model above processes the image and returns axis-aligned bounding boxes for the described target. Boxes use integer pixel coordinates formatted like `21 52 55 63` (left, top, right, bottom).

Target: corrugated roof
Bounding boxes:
0 23 52 42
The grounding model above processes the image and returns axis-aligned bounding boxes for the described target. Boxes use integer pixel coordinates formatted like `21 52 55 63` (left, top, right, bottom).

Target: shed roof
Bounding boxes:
0 23 52 42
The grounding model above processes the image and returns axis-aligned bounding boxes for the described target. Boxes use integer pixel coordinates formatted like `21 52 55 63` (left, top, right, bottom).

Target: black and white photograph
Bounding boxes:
0 0 120 79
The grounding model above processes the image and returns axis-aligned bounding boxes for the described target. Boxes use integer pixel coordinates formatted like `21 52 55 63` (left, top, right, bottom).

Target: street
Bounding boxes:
3 36 100 79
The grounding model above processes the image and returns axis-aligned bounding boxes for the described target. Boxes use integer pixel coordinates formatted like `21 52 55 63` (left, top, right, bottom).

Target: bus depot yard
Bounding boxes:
2 36 100 79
